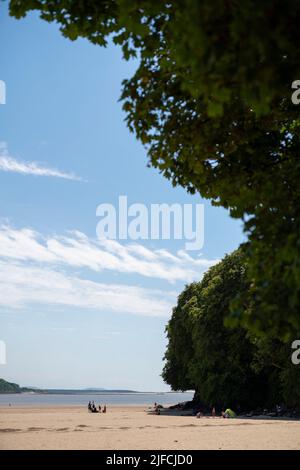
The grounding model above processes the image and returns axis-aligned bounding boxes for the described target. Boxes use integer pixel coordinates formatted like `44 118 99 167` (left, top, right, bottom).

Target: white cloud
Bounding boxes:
0 224 219 316
0 225 218 283
0 141 82 181
0 261 174 317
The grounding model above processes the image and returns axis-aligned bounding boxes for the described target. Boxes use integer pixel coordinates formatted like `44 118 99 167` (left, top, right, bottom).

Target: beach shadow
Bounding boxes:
155 410 300 423
237 416 300 422
27 427 45 431
0 428 21 432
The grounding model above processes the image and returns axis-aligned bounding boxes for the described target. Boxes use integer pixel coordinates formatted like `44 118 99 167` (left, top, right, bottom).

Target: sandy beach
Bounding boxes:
0 406 300 450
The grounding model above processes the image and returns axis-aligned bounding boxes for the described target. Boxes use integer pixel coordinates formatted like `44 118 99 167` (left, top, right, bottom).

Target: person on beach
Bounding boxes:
89 402 98 413
212 407 216 417
103 405 106 413
98 405 101 412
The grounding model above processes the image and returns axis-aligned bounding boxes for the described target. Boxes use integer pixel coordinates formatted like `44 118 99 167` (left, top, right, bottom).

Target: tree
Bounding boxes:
8 0 300 339
163 250 300 408
162 283 198 392
163 251 267 409
251 337 300 408
187 251 260 409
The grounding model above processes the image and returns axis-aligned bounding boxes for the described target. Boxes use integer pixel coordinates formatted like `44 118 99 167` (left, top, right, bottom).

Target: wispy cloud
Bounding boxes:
0 142 82 181
0 225 218 283
0 224 218 316
0 261 174 317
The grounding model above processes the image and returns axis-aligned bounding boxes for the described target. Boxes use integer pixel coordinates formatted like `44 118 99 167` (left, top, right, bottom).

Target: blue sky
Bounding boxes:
0 4 244 391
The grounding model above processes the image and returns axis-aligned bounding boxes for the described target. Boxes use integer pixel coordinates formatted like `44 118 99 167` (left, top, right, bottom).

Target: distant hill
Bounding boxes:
0 378 20 393
0 378 136 394
0 379 31 393
83 387 106 391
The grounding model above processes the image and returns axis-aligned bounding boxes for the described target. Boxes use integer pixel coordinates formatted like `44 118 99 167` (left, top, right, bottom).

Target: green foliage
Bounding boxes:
250 337 300 407
187 251 259 409
163 251 300 408
8 0 300 339
162 284 198 391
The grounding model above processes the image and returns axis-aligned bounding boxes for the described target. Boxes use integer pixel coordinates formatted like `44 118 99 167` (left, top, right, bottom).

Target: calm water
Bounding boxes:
0 392 194 407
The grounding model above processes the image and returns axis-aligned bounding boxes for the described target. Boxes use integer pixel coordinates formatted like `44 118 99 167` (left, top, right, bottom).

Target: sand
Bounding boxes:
0 405 300 450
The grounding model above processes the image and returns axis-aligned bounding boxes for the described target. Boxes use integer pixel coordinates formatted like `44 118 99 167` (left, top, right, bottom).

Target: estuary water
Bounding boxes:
0 391 194 407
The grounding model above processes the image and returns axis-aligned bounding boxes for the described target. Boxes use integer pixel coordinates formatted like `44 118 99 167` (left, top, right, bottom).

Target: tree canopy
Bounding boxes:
8 0 300 340
163 250 300 409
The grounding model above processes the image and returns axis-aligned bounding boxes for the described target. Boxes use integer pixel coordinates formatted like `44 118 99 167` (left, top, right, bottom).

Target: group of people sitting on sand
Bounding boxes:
196 406 236 418
88 401 107 414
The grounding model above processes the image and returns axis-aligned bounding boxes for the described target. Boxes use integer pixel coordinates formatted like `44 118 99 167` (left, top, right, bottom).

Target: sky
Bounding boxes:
0 3 244 391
